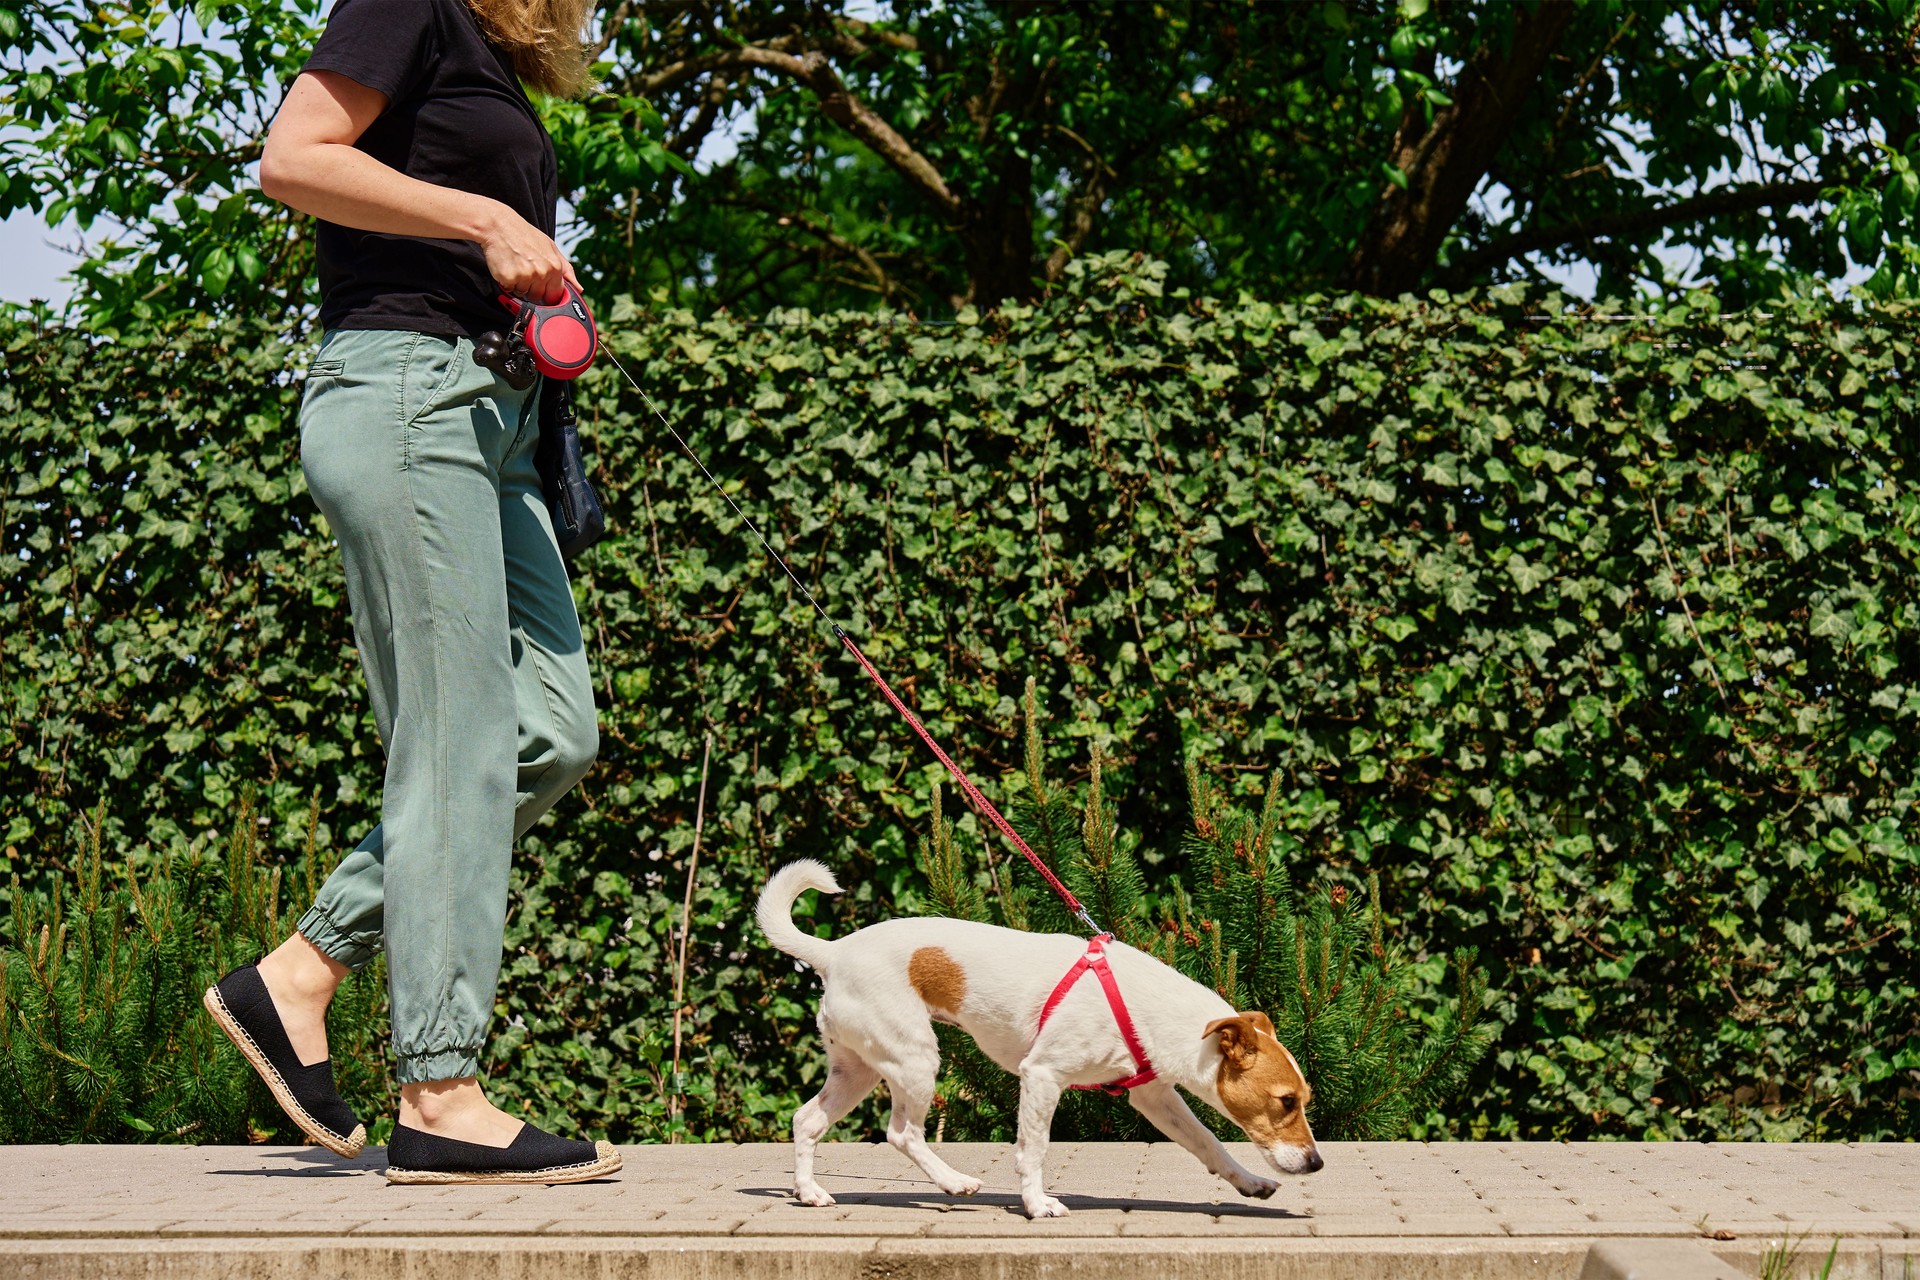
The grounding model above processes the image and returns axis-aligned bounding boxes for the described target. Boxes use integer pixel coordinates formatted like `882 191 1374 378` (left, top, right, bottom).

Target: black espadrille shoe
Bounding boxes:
203 964 367 1157
385 1122 622 1185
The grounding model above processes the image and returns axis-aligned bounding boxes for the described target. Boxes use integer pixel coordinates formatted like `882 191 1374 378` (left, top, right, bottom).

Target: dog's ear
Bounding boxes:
1203 1015 1262 1072
1244 1011 1276 1040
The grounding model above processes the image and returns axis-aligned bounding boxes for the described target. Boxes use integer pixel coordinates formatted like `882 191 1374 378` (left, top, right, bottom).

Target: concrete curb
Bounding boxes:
1579 1241 1747 1280
6 1237 1594 1280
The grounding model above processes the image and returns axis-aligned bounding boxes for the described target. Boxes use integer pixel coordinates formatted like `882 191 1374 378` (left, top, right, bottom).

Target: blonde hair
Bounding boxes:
466 0 595 99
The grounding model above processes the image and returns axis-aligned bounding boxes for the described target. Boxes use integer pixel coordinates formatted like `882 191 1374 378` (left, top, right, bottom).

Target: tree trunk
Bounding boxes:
959 149 1035 309
1343 0 1578 297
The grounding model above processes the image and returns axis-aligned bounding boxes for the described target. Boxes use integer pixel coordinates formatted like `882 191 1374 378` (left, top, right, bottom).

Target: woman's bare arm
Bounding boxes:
261 70 574 302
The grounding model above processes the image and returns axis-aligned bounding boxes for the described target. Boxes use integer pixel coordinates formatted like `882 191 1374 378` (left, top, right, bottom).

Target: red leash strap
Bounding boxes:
605 345 1100 933
836 629 1153 1092
833 626 1096 930
1034 934 1158 1094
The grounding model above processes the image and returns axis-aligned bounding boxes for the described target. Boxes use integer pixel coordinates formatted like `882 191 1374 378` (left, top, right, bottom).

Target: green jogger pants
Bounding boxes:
292 328 599 1085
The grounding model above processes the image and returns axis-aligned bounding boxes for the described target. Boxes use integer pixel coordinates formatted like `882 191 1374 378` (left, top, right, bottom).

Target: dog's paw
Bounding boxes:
940 1175 982 1197
1232 1174 1279 1199
1023 1195 1069 1219
794 1184 837 1208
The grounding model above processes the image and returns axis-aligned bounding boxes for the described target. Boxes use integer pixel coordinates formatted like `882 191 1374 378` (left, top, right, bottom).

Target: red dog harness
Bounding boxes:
1033 934 1157 1095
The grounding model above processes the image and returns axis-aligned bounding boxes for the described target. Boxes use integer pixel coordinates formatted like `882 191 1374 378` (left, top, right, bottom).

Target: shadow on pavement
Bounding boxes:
208 1148 380 1178
737 1186 1307 1218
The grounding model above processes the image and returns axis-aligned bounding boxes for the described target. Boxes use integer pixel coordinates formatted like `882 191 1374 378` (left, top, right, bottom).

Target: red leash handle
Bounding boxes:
834 626 1095 928
498 280 598 380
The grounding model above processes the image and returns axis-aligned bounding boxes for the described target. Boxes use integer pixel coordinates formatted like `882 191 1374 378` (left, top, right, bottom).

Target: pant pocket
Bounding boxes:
397 335 464 470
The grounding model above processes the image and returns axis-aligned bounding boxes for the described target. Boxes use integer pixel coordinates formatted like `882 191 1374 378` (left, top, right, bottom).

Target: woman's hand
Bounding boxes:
476 207 578 305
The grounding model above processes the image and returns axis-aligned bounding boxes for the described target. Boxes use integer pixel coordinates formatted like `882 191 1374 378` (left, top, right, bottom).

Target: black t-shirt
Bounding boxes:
301 0 558 338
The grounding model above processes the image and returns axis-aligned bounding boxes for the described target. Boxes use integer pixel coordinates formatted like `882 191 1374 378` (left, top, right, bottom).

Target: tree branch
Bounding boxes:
644 46 961 219
1041 125 1120 282
830 16 918 55
1444 177 1827 279
710 192 912 304
1549 11 1636 154
590 1 633 61
637 37 804 99
668 72 734 160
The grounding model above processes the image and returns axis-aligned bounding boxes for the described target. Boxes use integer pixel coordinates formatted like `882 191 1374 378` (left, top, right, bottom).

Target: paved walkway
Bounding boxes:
4 1142 1916 1278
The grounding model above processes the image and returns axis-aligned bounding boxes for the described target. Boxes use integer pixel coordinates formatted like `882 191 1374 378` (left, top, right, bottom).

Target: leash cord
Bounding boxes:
602 348 836 629
599 348 1102 936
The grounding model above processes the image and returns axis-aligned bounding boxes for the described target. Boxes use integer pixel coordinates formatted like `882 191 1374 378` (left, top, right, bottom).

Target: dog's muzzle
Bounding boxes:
1266 1145 1325 1175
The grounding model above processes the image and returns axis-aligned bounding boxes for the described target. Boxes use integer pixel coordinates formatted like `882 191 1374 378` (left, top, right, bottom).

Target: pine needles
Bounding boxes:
0 784 391 1143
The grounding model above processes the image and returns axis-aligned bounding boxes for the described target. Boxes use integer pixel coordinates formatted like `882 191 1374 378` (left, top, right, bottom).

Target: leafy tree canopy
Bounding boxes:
2 0 1915 327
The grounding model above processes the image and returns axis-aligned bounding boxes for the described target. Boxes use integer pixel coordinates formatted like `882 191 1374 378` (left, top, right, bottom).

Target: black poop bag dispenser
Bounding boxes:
475 281 608 559
533 380 606 560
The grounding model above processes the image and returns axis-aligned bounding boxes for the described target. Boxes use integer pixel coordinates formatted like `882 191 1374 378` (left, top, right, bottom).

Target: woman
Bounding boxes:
201 0 618 1184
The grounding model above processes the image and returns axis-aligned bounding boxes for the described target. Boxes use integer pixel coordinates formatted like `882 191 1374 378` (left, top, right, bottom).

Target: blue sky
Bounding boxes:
1 206 89 305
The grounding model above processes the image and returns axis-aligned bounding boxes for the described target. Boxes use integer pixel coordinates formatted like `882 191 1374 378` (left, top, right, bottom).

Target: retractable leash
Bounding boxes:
477 280 600 388
473 281 608 558
486 283 1106 937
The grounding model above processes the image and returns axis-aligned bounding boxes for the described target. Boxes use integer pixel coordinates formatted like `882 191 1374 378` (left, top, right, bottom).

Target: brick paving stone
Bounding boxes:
14 1219 192 1236
555 1218 758 1237
1323 1216 1513 1238
736 1217 929 1237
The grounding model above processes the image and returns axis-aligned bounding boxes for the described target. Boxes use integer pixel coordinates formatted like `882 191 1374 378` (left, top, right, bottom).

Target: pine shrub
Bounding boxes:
918 679 1495 1143
0 786 391 1143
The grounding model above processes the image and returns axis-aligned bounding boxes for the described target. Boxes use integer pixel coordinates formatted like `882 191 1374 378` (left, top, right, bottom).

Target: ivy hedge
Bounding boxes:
3 255 1915 1143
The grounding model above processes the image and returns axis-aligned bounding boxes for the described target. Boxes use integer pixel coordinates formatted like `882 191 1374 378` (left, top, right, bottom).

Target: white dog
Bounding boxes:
757 859 1323 1219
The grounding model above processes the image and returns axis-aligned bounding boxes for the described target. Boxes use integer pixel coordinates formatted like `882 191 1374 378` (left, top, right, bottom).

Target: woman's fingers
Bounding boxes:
480 208 574 302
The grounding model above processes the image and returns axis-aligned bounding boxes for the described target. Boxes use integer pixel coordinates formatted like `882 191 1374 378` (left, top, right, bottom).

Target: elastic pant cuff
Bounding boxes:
395 1044 484 1085
294 904 382 971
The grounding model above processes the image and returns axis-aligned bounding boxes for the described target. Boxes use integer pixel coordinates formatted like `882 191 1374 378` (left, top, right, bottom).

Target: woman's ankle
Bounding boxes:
400 1079 523 1145
257 932 348 1005
400 1077 486 1128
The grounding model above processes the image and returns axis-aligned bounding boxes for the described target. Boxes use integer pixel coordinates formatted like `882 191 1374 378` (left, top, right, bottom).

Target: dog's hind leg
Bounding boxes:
869 1031 981 1198
1127 1080 1277 1200
793 1044 881 1207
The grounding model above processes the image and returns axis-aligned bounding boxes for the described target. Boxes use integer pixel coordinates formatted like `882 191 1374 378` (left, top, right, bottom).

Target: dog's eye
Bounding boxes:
1279 1095 1298 1114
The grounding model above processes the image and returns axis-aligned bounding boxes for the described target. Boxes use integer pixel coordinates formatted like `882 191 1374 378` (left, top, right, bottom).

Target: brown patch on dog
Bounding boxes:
1204 1012 1317 1151
909 947 968 1014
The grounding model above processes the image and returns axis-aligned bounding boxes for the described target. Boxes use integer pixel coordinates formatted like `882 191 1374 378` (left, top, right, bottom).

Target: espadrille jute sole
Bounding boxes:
202 984 367 1158
385 1140 622 1185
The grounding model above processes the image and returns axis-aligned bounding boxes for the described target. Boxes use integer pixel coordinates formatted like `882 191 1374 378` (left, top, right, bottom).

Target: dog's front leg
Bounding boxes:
1127 1082 1278 1200
1014 1066 1068 1218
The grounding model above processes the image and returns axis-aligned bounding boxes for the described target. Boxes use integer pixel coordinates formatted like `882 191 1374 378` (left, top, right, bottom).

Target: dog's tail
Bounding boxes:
756 859 842 973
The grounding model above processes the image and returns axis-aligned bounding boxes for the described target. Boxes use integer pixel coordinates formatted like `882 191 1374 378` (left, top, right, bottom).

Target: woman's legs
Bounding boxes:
279 334 596 1136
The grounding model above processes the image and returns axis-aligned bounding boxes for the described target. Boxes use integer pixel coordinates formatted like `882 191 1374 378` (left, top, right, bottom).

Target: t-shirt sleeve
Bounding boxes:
301 0 438 103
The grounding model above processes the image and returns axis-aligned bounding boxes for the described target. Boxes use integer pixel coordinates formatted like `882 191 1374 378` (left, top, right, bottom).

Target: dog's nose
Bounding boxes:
1304 1149 1324 1173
